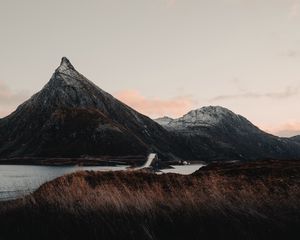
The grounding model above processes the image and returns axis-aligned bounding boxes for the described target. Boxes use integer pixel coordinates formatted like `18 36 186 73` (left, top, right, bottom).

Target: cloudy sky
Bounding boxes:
1 0 300 136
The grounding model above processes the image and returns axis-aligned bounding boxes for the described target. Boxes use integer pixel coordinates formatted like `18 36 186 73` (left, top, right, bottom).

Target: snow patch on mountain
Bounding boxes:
56 57 75 73
156 106 243 130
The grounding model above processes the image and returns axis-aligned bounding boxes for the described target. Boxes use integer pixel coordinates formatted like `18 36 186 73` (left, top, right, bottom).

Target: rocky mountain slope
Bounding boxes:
0 58 191 161
155 106 300 161
1 58 300 163
291 135 300 143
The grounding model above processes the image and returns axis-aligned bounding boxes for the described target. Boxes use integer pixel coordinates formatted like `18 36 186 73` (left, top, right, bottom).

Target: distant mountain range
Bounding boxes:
155 107 300 161
0 57 300 162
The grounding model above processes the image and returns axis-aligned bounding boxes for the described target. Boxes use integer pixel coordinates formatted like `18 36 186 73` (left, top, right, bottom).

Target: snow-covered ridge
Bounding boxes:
155 106 243 129
56 57 76 73
19 57 111 112
179 106 240 125
52 57 85 87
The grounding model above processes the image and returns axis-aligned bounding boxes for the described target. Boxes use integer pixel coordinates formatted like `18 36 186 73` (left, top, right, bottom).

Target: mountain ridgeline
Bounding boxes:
155 107 300 161
0 58 191 160
0 57 300 162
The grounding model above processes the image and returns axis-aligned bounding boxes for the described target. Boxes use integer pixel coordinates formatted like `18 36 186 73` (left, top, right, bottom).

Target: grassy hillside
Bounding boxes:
1 160 300 240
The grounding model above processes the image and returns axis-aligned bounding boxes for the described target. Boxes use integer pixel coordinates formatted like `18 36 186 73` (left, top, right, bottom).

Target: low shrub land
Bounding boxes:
1 160 300 240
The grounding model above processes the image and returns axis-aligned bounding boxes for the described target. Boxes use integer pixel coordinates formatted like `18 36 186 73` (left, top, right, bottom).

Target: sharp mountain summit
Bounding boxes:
1 57 300 162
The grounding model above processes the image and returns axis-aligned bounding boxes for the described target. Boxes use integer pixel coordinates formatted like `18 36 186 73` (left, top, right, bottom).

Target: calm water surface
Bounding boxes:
0 164 204 201
160 164 204 175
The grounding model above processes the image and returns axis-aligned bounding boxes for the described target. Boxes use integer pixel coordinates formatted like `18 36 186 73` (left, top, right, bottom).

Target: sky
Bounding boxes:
1 0 300 137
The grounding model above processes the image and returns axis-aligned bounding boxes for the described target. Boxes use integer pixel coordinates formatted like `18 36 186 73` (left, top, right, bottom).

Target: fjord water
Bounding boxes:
0 165 128 201
0 164 204 201
160 164 205 175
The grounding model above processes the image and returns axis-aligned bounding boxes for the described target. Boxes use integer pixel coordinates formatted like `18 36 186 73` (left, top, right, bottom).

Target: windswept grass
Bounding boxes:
1 160 300 240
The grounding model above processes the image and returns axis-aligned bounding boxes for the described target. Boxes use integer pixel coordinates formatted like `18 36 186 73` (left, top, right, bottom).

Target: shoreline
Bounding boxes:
1 159 300 239
0 156 143 167
0 156 207 167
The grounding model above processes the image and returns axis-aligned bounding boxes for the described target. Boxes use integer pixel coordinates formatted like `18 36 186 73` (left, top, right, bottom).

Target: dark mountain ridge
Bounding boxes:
155 106 300 161
1 57 300 163
0 58 191 160
291 135 300 143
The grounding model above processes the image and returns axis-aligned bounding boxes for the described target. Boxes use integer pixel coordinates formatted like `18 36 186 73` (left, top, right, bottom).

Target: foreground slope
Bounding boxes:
156 106 300 161
0 58 190 160
1 160 300 240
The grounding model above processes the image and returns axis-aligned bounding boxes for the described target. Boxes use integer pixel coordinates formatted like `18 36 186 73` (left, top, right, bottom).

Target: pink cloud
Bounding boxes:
0 108 13 118
262 121 300 137
0 81 27 104
0 81 29 118
114 90 196 118
0 82 13 101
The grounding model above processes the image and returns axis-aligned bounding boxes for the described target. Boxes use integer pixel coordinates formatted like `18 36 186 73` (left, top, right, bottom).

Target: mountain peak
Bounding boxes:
49 57 87 88
178 106 247 128
190 106 233 115
56 57 75 73
38 57 100 108
155 106 247 130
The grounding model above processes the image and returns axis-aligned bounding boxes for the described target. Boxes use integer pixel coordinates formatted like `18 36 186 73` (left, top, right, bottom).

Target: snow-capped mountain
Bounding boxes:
1 57 300 163
0 57 190 160
155 107 300 161
155 106 256 131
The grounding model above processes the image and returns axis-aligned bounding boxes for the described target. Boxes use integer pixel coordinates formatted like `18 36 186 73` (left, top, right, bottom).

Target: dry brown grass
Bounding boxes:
1 161 300 240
